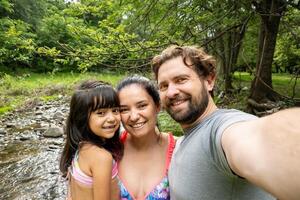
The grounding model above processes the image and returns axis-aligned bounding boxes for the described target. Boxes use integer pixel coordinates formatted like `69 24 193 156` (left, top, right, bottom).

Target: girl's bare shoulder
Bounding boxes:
80 144 113 165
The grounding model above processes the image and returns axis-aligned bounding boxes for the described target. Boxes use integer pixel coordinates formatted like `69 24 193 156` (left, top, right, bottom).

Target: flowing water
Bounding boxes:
0 98 68 200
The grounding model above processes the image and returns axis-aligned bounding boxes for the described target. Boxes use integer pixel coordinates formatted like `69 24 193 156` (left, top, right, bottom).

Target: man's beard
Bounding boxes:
165 87 209 125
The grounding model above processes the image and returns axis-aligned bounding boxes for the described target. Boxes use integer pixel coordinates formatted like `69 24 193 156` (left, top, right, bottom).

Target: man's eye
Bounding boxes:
177 78 187 83
159 84 168 91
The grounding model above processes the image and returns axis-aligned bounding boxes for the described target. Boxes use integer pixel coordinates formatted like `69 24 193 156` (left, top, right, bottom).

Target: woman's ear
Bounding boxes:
156 104 161 113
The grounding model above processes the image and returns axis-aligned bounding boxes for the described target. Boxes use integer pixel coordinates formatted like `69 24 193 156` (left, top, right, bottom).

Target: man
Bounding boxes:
152 45 300 200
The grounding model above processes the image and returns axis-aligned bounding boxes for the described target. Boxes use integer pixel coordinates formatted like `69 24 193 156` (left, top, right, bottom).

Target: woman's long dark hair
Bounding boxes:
60 80 123 178
116 75 160 107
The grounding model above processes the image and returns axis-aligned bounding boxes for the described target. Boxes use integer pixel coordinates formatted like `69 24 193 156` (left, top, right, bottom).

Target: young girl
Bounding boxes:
60 80 123 200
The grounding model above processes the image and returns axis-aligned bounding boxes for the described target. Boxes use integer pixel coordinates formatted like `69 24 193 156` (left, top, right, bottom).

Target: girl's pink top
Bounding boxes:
69 151 118 187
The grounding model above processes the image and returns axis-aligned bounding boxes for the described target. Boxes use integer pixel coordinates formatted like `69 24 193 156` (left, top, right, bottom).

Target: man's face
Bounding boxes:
157 56 212 126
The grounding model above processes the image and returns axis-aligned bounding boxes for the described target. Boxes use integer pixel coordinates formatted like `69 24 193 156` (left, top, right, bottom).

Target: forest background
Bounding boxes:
1 1 300 198
1 0 300 118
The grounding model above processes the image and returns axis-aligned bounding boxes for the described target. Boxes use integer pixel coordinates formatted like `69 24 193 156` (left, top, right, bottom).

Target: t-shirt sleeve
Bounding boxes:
210 109 257 177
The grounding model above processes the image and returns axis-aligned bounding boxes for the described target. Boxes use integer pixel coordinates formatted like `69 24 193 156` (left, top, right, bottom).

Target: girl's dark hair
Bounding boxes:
60 80 123 178
116 75 160 107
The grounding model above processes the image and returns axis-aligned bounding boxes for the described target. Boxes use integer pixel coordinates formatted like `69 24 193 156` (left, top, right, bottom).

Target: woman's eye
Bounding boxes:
138 104 147 109
120 107 129 113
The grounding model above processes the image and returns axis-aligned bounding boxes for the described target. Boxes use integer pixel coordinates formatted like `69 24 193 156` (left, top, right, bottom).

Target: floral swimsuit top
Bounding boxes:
118 131 176 200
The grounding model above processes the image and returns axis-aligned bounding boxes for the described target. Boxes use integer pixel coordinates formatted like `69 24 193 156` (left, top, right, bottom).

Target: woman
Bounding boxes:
116 75 176 200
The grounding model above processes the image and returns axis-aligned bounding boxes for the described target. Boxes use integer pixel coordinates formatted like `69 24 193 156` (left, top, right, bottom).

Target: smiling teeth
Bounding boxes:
103 125 116 129
172 100 184 106
131 122 145 128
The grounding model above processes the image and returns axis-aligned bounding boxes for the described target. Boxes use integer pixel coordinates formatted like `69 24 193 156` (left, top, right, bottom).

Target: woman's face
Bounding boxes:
118 84 159 138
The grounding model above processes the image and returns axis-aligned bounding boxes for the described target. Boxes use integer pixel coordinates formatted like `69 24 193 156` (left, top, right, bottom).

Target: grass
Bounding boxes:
0 71 126 116
232 72 299 98
158 111 183 136
213 72 300 111
0 71 298 136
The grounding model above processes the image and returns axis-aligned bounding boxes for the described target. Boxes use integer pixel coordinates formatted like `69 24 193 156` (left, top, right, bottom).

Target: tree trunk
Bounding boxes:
214 26 246 94
249 0 286 112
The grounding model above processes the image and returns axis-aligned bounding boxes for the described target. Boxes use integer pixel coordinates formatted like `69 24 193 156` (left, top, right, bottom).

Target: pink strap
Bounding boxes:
111 160 118 179
165 133 176 171
71 159 93 186
120 130 128 143
120 131 175 171
69 152 118 187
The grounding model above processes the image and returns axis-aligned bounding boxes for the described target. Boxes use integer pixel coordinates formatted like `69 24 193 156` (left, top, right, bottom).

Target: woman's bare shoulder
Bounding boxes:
161 132 180 141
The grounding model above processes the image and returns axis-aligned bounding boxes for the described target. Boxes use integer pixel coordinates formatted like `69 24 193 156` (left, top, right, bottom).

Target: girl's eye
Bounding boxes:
112 108 120 114
95 108 107 116
96 111 105 116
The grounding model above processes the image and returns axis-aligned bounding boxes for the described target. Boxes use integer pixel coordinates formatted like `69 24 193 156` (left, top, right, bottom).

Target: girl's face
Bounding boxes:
89 107 120 139
118 84 159 138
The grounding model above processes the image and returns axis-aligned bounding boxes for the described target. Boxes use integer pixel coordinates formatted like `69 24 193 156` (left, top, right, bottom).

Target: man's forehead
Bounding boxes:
157 59 194 82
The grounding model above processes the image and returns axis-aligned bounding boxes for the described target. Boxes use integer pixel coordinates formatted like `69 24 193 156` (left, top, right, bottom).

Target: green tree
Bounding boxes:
248 0 300 112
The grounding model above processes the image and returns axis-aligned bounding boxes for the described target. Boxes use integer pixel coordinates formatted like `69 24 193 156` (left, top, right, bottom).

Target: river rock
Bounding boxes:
43 126 63 138
35 110 44 115
0 128 6 135
53 111 65 121
49 144 59 149
6 123 15 128
19 134 31 141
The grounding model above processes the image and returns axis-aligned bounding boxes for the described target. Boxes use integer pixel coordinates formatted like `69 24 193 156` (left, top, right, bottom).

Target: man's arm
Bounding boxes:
222 108 300 200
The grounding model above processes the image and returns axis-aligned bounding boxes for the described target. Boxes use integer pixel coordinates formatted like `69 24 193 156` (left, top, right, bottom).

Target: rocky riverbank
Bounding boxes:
0 95 70 200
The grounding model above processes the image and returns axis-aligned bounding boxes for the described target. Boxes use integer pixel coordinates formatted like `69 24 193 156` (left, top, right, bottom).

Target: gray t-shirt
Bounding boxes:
169 109 275 200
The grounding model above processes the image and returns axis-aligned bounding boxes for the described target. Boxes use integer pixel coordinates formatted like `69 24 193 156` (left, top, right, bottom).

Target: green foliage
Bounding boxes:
214 72 300 110
0 105 13 115
0 18 36 67
0 0 298 102
9 0 49 28
40 95 60 102
0 0 13 14
158 111 183 136
0 73 14 89
274 8 300 73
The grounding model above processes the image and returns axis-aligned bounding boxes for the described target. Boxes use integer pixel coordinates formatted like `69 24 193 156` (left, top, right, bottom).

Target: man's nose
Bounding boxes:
166 84 179 98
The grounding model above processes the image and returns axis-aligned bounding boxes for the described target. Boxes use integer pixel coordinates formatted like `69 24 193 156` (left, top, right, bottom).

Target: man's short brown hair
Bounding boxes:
152 45 216 80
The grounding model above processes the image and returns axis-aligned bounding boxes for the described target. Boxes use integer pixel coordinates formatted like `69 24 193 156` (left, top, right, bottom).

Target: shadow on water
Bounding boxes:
0 137 66 200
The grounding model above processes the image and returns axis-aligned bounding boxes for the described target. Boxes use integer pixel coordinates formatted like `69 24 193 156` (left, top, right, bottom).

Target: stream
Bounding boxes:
0 96 69 200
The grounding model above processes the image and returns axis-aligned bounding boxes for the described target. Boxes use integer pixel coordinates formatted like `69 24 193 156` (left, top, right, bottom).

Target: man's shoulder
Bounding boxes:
209 109 256 122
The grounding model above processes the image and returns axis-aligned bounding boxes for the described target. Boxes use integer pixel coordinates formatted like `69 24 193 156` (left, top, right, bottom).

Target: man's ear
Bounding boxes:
205 74 216 92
